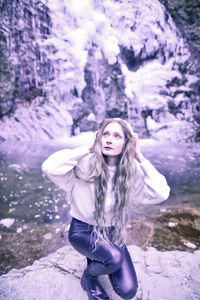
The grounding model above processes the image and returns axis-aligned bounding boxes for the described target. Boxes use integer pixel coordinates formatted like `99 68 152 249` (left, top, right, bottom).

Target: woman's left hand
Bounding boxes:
131 133 145 163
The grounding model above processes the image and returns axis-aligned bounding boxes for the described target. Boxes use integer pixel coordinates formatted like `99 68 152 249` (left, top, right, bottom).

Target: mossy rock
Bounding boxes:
128 206 200 252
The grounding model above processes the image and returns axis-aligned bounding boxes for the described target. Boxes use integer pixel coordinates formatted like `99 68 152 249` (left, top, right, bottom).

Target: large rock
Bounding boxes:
0 245 199 300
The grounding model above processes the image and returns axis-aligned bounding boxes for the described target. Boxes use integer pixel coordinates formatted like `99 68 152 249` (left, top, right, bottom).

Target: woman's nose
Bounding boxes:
106 137 112 144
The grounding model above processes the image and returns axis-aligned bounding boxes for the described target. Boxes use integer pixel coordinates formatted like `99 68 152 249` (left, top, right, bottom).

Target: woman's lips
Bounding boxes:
104 146 113 150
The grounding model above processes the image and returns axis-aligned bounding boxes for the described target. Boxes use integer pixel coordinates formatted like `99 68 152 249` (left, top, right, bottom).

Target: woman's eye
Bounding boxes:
103 132 109 137
114 133 121 139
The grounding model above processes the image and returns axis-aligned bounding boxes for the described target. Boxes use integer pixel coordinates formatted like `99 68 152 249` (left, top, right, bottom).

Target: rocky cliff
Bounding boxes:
0 0 199 141
0 0 52 116
160 0 200 62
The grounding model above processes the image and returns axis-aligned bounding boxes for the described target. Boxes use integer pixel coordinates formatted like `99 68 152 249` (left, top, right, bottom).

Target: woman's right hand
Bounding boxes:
88 131 98 151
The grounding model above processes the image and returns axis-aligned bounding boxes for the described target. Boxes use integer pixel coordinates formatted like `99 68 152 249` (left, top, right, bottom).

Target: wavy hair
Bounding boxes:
75 118 136 247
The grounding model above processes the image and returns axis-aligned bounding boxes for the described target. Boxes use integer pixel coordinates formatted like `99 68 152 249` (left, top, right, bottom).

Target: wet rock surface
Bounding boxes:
0 222 70 274
129 206 200 252
0 243 199 300
147 207 200 252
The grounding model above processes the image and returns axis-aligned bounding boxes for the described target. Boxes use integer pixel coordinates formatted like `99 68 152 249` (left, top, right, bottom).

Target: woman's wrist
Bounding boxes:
88 131 97 152
135 152 145 163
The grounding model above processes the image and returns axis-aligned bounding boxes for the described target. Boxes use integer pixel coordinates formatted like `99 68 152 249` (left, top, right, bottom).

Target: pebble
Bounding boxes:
168 221 178 227
34 214 40 218
16 228 23 234
183 241 197 249
43 233 52 240
0 218 15 228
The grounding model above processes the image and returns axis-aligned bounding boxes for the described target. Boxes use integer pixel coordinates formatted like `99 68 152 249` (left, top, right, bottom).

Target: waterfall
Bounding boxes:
0 0 199 141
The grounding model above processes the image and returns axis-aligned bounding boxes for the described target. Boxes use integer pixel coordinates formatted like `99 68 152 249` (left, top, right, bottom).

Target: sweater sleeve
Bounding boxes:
41 146 90 191
132 159 170 205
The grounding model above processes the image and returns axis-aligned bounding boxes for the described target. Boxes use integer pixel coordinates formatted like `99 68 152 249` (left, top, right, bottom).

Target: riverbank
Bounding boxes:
0 137 199 275
0 205 200 275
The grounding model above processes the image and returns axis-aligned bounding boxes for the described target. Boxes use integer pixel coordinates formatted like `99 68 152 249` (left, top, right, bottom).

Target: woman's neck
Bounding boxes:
105 155 119 167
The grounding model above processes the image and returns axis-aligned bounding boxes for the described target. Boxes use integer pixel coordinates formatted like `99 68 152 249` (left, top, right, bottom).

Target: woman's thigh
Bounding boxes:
68 218 123 268
68 218 94 258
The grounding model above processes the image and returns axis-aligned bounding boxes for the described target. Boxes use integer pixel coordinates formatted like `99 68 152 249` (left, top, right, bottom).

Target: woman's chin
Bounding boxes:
102 150 114 156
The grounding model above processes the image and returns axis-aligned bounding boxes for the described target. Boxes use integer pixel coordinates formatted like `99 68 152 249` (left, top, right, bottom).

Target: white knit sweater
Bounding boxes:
42 146 170 226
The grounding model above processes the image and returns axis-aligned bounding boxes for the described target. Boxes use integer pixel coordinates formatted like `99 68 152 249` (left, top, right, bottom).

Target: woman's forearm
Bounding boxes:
42 146 89 176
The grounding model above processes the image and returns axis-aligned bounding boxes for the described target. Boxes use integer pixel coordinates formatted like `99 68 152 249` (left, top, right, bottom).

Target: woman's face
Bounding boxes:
101 122 125 157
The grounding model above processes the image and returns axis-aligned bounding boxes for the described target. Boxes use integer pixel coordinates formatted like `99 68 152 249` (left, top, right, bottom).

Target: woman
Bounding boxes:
42 118 170 300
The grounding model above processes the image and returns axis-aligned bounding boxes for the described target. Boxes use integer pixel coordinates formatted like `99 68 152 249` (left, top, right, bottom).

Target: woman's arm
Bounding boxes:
134 159 170 204
131 133 170 204
41 132 97 191
42 146 90 191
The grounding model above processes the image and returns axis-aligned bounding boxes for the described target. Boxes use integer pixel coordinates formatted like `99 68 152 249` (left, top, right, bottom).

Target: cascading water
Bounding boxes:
0 0 199 141
37 0 199 140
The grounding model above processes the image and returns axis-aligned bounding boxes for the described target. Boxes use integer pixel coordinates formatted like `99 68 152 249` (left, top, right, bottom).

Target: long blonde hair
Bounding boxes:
75 118 136 246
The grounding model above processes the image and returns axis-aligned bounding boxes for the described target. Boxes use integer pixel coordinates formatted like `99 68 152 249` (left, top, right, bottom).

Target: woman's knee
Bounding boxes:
104 246 123 272
111 273 138 299
120 284 138 299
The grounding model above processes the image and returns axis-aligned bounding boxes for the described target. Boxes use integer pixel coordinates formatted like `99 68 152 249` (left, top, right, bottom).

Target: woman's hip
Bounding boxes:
69 217 94 236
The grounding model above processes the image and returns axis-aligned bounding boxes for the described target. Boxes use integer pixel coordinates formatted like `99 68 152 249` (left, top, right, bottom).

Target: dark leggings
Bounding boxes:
68 218 138 299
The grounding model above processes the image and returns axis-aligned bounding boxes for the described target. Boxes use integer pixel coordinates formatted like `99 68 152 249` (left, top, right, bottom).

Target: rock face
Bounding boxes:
0 0 52 117
0 0 74 140
0 0 200 141
0 244 199 300
160 0 200 61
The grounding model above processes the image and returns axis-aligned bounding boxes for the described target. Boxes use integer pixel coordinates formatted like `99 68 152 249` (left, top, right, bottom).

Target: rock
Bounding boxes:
0 218 15 228
0 0 52 118
43 233 52 240
159 0 200 61
147 207 200 252
0 244 199 300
